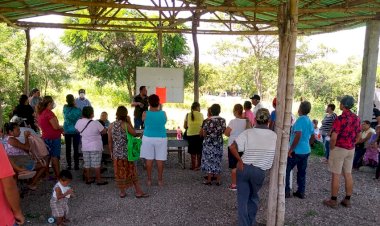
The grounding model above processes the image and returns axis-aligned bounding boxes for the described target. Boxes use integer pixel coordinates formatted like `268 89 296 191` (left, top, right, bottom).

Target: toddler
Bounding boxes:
50 170 73 225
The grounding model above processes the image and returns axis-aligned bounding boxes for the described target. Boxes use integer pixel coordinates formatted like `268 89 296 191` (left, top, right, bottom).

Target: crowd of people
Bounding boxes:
0 86 379 226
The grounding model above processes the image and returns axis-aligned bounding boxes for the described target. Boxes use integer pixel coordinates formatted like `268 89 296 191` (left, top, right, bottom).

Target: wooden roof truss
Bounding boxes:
0 0 380 35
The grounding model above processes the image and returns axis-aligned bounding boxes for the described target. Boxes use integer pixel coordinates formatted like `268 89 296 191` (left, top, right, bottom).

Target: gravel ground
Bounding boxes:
20 146 379 226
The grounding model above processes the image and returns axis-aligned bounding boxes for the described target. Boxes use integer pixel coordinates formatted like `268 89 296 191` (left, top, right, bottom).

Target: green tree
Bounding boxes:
29 37 71 96
0 24 25 125
61 10 189 98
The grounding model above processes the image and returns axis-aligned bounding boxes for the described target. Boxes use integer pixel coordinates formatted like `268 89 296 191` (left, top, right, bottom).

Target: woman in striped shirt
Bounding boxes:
320 104 337 160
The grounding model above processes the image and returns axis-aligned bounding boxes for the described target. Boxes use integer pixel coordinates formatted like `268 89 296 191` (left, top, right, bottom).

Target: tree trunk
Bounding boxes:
192 12 200 102
0 102 3 129
24 28 31 95
267 1 298 225
158 31 164 67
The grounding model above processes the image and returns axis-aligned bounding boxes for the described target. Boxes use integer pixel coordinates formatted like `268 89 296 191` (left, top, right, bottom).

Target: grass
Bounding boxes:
305 210 318 217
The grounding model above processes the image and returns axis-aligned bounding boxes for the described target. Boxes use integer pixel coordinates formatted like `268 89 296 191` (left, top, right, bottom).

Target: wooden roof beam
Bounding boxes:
12 21 278 35
44 0 277 13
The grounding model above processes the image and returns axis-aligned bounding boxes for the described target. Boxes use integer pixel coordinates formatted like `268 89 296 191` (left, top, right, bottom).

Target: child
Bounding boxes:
243 101 255 127
312 119 323 142
50 170 73 226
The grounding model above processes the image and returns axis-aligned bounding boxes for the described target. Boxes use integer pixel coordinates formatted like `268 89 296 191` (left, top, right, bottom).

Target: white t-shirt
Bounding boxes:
235 128 277 170
227 118 247 146
253 102 264 114
75 118 104 152
52 181 71 199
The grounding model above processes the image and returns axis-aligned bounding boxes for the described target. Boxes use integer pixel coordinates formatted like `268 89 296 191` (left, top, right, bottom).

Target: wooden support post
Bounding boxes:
192 11 200 102
267 0 298 225
158 0 164 67
24 28 31 95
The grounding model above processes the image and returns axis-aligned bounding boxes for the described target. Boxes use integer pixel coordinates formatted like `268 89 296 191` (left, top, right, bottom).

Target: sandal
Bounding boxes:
96 181 108 186
119 193 127 198
135 193 149 198
85 180 95 185
203 181 212 185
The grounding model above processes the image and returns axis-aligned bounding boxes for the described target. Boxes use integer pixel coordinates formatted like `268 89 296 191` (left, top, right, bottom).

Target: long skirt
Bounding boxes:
113 159 138 190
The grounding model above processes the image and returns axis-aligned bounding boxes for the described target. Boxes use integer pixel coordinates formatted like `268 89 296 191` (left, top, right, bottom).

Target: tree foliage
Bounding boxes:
61 10 189 98
29 37 71 96
0 24 25 125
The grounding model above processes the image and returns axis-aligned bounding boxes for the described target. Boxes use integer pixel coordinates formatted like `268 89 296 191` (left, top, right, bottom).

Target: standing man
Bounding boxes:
285 101 314 199
131 86 148 129
229 108 277 226
320 104 338 160
0 144 25 226
29 88 42 111
75 89 91 111
250 94 263 115
323 95 361 208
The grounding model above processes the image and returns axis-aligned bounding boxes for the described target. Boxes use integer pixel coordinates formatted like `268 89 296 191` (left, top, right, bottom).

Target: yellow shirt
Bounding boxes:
186 111 204 136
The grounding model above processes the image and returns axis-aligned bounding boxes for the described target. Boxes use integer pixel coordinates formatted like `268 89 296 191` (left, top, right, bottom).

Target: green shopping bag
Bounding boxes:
127 132 142 161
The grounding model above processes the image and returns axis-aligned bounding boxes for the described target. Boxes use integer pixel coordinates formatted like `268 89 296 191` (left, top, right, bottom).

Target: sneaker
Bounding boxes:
340 199 351 208
228 184 237 191
323 199 338 208
285 192 291 198
293 191 305 199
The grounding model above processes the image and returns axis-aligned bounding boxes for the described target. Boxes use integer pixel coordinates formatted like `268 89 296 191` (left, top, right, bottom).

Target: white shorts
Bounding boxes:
140 136 168 161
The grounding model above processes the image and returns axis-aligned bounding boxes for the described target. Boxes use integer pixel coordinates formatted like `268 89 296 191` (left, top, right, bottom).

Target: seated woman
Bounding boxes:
3 122 45 190
364 125 380 167
353 120 375 169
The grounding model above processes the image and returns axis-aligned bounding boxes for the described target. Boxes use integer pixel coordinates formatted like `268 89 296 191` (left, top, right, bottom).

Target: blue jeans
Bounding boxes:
237 164 265 226
353 145 366 168
134 118 143 130
285 153 309 194
322 135 330 159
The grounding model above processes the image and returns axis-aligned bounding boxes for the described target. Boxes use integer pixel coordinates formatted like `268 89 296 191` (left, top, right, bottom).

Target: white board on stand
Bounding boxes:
136 67 184 103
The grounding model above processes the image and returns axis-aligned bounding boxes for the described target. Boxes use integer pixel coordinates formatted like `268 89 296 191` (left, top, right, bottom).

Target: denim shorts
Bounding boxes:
45 138 61 159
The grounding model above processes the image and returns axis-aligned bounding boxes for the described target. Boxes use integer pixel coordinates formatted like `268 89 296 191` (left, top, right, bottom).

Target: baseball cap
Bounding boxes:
340 95 355 109
250 94 260 100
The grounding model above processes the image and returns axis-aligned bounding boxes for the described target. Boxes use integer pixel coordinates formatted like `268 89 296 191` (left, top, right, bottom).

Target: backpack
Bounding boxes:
28 134 49 166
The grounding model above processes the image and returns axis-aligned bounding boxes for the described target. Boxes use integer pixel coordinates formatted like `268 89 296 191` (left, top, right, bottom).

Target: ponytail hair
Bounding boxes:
4 122 19 134
36 96 53 115
190 102 200 121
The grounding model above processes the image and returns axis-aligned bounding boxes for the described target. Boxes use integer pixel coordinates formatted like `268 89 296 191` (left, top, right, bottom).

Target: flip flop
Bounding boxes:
135 193 149 198
96 181 108 186
119 193 127 198
85 180 95 185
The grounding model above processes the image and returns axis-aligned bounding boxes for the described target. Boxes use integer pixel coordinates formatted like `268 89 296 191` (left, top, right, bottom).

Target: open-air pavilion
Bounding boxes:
1 1 380 225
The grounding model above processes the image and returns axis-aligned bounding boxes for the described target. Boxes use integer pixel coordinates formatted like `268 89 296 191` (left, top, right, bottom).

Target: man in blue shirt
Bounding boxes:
285 101 314 199
75 89 91 111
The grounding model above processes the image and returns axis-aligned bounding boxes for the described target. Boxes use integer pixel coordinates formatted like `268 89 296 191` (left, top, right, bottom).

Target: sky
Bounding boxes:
26 15 369 65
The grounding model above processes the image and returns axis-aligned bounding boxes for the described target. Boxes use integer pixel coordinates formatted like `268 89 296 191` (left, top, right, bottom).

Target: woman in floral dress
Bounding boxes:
201 104 226 185
108 106 148 198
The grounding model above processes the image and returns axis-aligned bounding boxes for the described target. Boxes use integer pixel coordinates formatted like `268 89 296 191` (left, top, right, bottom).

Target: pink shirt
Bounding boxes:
0 144 16 226
37 109 62 139
243 110 256 127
